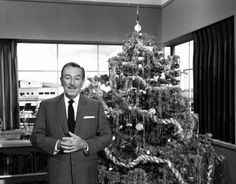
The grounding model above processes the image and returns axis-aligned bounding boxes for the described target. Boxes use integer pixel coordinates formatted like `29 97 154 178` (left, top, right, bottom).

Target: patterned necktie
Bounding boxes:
68 100 75 133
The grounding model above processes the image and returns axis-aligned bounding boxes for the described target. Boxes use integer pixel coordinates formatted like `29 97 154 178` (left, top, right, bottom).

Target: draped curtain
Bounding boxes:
0 39 19 130
193 16 235 143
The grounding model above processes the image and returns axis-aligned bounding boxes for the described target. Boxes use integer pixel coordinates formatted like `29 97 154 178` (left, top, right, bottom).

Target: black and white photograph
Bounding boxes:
0 0 235 183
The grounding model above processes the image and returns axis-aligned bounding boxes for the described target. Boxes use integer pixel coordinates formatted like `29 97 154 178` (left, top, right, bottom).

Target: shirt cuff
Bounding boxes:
54 140 60 155
83 142 89 155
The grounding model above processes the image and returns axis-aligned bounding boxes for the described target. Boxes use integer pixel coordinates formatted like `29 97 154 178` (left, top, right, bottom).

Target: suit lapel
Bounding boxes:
75 94 87 132
56 94 69 133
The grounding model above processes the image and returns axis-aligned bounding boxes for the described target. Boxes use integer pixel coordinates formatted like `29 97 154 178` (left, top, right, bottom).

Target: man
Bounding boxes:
31 62 112 184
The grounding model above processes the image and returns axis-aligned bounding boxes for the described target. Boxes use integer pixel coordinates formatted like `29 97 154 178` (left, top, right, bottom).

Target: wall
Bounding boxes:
212 140 236 184
0 0 162 43
162 0 236 43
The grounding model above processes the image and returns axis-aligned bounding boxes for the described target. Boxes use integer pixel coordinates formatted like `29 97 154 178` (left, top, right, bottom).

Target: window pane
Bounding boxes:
174 41 194 103
18 72 59 84
164 47 171 57
98 71 110 76
86 71 100 78
175 42 191 70
58 44 98 72
99 45 122 72
17 43 123 129
17 43 57 70
189 41 193 68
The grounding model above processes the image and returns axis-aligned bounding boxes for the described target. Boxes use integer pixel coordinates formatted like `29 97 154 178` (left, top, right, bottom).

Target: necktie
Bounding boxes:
68 100 75 133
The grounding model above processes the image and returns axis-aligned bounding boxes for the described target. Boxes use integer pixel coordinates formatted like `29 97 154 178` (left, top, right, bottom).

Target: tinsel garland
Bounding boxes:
104 147 215 184
160 118 184 139
107 103 187 140
206 157 215 184
105 147 187 184
124 75 147 89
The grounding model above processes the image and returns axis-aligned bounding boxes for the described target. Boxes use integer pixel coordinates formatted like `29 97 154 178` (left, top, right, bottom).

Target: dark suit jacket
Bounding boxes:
31 94 112 184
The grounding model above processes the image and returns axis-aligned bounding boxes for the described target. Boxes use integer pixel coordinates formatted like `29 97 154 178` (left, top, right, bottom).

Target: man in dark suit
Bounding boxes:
31 62 112 184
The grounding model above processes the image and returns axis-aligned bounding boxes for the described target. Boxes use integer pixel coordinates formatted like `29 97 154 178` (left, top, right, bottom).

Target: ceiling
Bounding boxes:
57 0 173 6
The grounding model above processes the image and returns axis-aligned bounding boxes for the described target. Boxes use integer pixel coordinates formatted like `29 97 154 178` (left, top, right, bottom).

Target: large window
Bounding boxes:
17 43 122 128
18 43 122 85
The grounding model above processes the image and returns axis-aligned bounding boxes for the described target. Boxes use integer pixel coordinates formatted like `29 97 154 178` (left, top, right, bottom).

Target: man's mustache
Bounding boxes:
68 85 77 89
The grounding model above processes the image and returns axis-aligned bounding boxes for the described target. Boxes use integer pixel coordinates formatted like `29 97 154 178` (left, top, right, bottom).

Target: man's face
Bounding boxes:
60 66 85 99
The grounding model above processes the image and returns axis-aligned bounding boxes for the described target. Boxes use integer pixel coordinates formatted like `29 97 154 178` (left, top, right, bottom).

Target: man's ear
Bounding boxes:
81 79 86 88
60 77 63 85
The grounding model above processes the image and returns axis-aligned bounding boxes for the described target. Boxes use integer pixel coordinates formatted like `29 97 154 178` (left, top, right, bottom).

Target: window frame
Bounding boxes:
17 41 123 129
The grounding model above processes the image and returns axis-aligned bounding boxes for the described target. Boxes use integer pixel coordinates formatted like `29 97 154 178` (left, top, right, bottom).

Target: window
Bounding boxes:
17 43 122 128
174 41 194 110
18 43 123 84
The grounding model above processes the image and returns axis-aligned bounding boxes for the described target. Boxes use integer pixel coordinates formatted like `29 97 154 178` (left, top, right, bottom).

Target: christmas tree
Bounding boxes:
83 16 223 184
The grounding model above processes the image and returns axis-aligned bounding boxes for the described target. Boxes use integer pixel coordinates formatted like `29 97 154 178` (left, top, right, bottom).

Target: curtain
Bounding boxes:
0 39 19 130
193 16 235 143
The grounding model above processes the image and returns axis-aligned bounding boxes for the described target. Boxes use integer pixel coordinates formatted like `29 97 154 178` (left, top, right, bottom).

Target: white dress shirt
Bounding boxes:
64 94 80 120
54 94 80 154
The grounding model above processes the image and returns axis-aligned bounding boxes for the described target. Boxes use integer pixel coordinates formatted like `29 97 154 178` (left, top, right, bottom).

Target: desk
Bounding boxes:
0 138 48 184
0 139 31 148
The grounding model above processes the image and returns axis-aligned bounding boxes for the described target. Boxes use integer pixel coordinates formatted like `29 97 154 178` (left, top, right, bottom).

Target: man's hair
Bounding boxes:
61 62 85 79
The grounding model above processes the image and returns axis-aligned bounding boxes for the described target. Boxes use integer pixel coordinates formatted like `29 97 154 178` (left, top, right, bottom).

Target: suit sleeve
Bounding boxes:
30 100 58 155
86 101 112 155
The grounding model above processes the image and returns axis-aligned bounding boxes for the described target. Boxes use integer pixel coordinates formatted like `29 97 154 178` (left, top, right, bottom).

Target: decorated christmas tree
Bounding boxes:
83 10 223 184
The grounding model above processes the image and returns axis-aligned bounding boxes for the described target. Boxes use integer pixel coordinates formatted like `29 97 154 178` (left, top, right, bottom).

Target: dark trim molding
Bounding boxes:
4 0 164 8
164 33 193 47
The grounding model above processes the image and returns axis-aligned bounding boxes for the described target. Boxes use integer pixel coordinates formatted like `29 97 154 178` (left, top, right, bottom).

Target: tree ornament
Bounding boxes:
134 23 142 32
135 123 144 131
138 56 145 61
148 107 156 115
